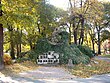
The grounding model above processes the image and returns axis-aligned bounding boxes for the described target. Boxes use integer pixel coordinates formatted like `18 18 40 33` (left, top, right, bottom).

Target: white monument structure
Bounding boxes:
37 51 59 64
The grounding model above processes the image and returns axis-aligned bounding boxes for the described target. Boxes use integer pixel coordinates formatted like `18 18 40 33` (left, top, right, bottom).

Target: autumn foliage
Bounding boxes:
3 53 12 65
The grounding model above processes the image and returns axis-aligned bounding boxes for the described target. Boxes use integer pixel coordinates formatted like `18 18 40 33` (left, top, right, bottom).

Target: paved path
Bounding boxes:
95 56 110 62
19 66 75 79
0 67 110 83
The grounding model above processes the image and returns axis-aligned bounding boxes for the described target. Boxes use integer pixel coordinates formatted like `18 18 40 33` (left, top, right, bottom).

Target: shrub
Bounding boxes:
32 31 90 65
34 38 52 56
3 53 12 65
77 45 94 58
70 44 90 64
28 50 38 62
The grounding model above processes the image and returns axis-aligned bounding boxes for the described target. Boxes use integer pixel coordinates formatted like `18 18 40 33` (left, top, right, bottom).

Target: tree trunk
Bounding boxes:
73 29 77 45
98 30 101 54
0 0 4 70
79 17 84 45
16 29 22 58
92 39 95 53
69 23 72 44
81 29 84 45
16 28 19 58
10 40 15 59
9 27 15 59
0 26 4 70
19 30 22 58
16 43 19 58
69 0 78 45
73 19 77 45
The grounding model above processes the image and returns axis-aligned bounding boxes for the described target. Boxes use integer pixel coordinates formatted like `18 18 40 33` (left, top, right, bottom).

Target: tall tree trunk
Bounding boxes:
81 18 84 45
10 37 15 59
16 43 19 58
98 30 101 54
79 0 84 45
9 27 15 59
74 29 77 45
69 23 72 44
0 26 4 70
0 0 4 70
73 18 78 45
69 0 78 45
79 17 84 45
96 23 101 55
19 30 22 58
16 28 19 58
92 39 95 53
16 29 22 58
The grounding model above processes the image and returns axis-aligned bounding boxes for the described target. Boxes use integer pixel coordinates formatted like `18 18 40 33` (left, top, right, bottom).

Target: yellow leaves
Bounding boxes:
1 0 38 29
2 0 37 15
3 53 12 65
32 8 36 13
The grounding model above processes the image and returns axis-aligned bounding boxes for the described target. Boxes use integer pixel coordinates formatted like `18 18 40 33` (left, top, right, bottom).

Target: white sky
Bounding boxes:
49 0 110 10
49 0 69 10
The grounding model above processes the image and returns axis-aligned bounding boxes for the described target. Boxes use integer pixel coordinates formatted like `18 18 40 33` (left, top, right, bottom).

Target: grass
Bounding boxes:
0 61 39 77
68 60 110 78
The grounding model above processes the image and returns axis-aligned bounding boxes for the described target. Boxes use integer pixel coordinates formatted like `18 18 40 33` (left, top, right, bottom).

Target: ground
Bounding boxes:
0 61 39 77
0 56 110 83
95 56 110 62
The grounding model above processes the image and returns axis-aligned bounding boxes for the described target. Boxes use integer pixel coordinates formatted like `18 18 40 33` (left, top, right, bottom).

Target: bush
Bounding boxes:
34 39 90 64
3 53 12 65
77 45 94 58
34 38 52 56
31 31 90 65
28 50 38 62
70 44 90 64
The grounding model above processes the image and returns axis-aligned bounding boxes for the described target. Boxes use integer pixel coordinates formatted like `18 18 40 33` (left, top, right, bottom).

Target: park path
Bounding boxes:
19 66 75 80
0 65 110 83
95 56 110 62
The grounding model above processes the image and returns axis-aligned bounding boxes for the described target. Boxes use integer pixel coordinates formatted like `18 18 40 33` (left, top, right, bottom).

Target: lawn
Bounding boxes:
68 60 110 78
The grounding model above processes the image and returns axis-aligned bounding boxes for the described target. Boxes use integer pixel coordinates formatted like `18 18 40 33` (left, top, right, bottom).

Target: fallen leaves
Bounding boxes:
69 60 110 78
0 61 39 77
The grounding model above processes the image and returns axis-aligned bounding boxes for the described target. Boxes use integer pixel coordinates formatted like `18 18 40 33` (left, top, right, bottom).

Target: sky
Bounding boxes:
49 0 110 10
49 0 69 10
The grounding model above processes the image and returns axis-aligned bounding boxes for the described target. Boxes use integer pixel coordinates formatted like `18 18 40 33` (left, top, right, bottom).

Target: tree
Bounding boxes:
85 23 96 53
68 0 96 45
37 1 67 38
1 0 37 59
103 2 110 28
101 30 110 42
0 0 4 70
